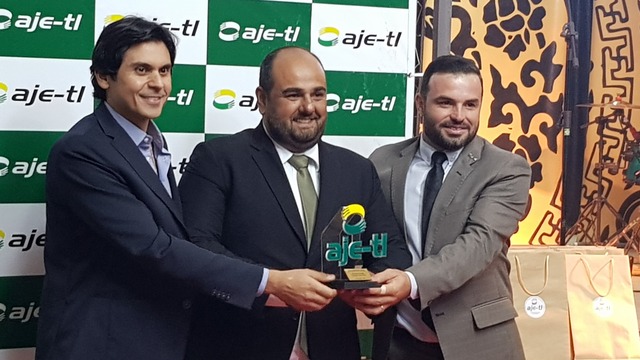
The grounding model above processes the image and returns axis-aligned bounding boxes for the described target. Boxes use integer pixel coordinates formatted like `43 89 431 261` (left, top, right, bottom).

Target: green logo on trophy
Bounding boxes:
321 204 388 289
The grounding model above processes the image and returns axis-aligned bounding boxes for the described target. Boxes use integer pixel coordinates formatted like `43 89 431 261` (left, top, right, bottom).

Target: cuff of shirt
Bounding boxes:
405 270 418 299
257 268 269 296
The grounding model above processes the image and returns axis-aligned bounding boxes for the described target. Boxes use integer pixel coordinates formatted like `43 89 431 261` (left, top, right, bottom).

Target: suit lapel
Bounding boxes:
249 124 307 250
424 137 483 255
391 139 419 238
94 103 186 229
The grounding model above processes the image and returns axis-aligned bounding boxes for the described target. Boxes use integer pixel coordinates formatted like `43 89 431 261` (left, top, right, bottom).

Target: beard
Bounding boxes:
264 114 325 153
423 120 477 151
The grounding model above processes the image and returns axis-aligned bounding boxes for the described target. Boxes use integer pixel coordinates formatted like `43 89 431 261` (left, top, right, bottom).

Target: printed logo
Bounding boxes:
0 156 47 178
0 81 85 106
0 302 39 323
0 229 45 251
0 82 8 103
0 9 11 30
213 89 236 109
318 27 339 47
212 89 259 111
524 296 546 318
105 15 200 37
167 89 194 106
326 94 396 114
218 21 300 43
317 27 402 49
0 156 9 176
0 8 82 32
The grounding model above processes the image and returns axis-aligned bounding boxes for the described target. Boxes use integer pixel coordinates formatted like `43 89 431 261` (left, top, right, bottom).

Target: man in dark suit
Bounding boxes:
179 46 411 360
36 18 337 360
352 55 530 359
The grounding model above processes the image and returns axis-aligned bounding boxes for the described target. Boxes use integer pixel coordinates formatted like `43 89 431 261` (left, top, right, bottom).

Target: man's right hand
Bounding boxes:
265 269 337 312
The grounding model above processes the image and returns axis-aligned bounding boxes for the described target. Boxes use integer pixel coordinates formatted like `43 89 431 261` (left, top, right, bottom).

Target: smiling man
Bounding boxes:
360 55 532 360
179 46 411 360
36 18 339 360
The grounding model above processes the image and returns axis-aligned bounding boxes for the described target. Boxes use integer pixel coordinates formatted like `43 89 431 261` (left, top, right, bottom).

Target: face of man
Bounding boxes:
257 48 327 153
96 41 172 131
416 72 482 151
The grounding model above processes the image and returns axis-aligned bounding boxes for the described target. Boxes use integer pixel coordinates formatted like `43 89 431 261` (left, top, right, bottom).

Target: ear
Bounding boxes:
414 93 424 116
95 72 111 90
255 86 268 115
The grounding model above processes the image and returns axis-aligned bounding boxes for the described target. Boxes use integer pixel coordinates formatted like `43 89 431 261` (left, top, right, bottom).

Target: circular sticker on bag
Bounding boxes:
593 296 612 317
524 296 546 318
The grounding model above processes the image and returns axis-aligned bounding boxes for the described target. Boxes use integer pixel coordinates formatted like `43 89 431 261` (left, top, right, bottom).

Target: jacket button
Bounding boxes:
182 300 192 309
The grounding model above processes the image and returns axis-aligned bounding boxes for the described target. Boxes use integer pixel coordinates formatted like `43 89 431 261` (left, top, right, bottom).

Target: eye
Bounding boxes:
465 101 479 109
285 93 301 99
159 66 171 75
313 90 327 100
135 66 148 74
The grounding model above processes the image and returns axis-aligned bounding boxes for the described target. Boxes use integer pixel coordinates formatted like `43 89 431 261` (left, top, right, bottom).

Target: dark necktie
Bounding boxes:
288 154 317 248
412 151 447 331
421 151 447 254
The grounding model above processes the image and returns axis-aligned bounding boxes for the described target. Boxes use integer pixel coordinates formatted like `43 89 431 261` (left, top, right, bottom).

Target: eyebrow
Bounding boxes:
282 86 327 93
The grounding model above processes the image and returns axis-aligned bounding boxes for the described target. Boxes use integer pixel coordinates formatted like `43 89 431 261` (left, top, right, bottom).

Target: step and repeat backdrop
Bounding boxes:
0 0 415 357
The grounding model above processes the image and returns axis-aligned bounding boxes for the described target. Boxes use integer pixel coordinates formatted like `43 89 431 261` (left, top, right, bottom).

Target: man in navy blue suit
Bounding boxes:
179 46 411 360
36 17 337 360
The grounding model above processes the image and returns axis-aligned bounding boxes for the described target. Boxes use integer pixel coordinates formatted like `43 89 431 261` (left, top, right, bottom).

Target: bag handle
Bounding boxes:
514 255 549 296
578 257 614 297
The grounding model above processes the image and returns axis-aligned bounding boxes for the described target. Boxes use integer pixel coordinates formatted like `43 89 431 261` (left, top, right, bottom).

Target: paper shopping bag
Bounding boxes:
508 250 571 360
565 254 640 359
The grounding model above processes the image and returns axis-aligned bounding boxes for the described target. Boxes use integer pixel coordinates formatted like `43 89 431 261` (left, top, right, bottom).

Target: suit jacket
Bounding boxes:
179 124 411 360
369 136 530 360
35 103 264 360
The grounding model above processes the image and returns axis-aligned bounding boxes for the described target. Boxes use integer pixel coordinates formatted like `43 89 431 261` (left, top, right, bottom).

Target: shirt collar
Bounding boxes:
417 135 462 166
105 102 166 150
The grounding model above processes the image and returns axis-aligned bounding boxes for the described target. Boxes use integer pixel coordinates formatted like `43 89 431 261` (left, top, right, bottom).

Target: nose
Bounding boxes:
299 94 315 114
148 71 164 89
450 105 465 122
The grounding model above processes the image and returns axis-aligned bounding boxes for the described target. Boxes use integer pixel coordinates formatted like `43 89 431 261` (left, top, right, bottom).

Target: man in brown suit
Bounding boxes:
351 55 530 360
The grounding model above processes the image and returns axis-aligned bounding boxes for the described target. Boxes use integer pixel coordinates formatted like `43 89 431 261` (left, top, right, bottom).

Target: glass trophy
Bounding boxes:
321 204 388 289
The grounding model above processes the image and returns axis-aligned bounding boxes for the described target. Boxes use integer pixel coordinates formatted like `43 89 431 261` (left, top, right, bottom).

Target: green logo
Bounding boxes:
324 71 406 136
0 8 82 33
218 21 300 43
326 93 397 114
154 65 205 133
0 131 63 203
208 0 310 66
324 205 388 267
0 4 94 59
0 276 44 349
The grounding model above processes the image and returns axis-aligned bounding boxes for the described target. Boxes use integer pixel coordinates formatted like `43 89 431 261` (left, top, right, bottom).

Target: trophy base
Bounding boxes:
329 279 381 290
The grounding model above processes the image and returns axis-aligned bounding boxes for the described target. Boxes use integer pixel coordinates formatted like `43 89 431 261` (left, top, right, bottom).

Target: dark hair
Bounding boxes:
418 55 482 97
258 46 324 94
90 16 177 100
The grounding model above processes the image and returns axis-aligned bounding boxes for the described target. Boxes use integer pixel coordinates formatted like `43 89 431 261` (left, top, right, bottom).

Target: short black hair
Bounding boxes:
419 55 482 97
90 16 177 100
258 46 324 94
